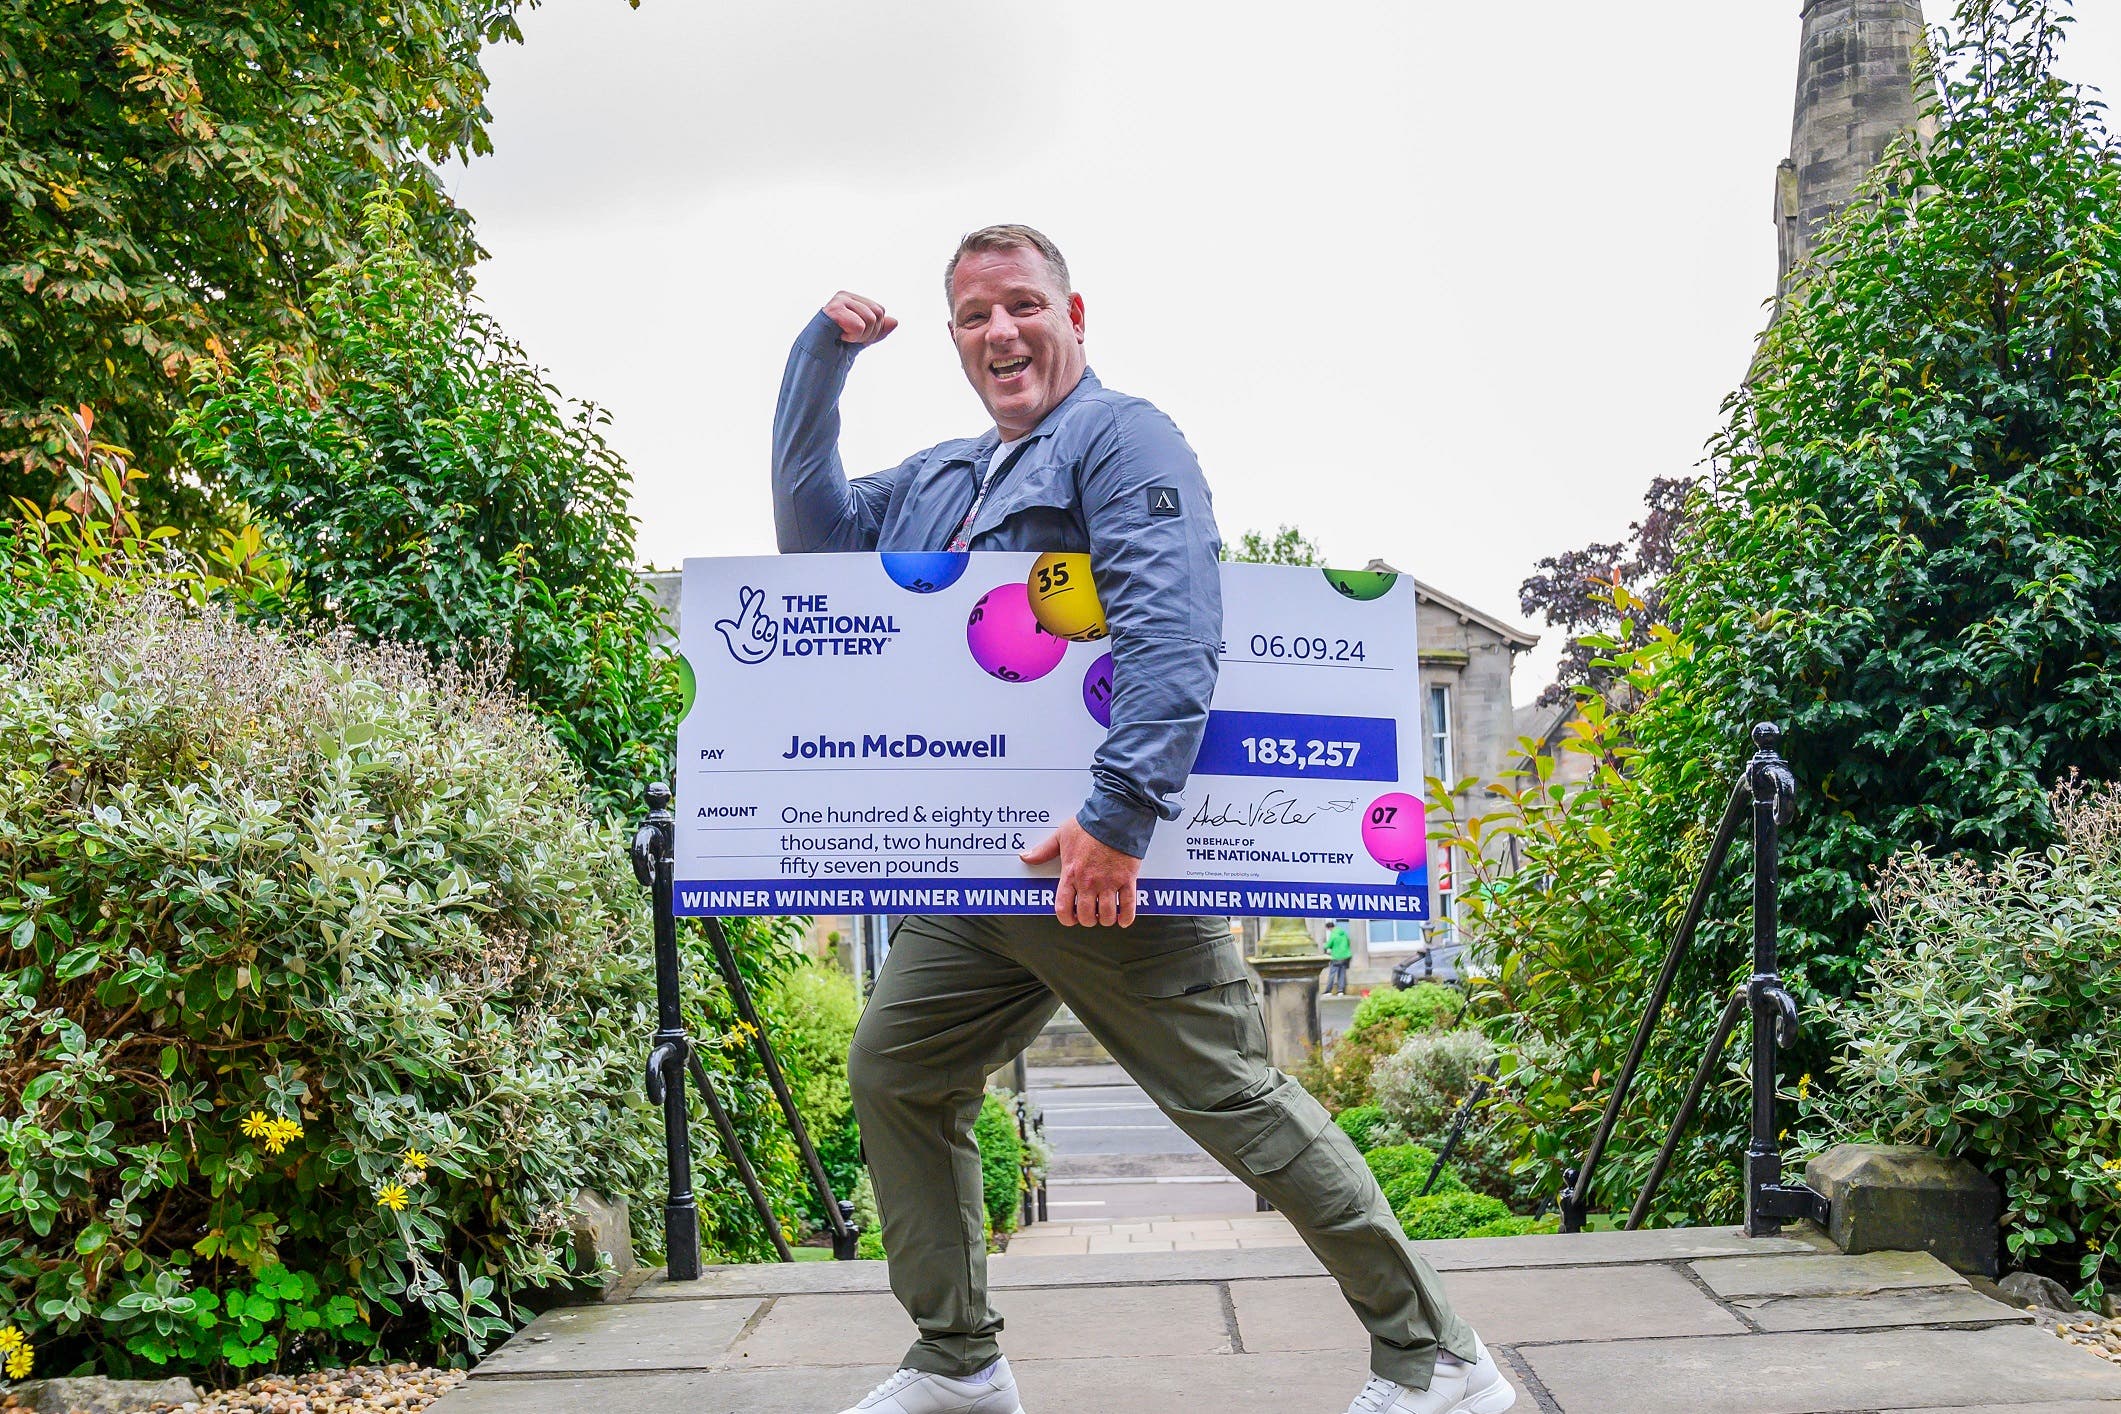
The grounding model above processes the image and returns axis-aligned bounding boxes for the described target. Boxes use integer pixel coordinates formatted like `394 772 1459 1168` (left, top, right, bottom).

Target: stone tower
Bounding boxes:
1775 0 1936 293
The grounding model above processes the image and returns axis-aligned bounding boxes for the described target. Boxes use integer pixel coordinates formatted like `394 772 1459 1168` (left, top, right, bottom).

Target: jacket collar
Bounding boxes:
936 368 1104 467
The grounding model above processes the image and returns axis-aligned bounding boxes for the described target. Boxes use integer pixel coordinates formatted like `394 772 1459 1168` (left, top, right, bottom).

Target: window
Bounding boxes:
1368 919 1425 950
1427 684 1453 783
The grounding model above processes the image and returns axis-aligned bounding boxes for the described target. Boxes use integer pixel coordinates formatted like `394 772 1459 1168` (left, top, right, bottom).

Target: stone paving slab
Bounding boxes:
1693 1248 1965 1301
1739 1285 2035 1334
628 1226 1828 1302
433 1352 1534 1414
475 1296 761 1376
732 1283 1234 1368
1231 1267 1747 1353
1521 1324 2121 1414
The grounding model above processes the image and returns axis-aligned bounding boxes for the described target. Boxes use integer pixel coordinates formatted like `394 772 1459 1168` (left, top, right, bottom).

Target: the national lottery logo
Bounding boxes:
715 584 902 665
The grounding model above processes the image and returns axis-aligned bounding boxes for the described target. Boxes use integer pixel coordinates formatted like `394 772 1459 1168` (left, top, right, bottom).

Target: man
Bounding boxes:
1326 920 1354 997
771 225 1512 1414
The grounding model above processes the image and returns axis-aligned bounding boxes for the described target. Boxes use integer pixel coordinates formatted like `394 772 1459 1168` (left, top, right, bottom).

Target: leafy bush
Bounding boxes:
975 1093 1024 1239
1334 1106 1389 1154
1349 983 1462 1039
0 597 806 1380
1442 0 2121 1232
1369 1029 1525 1205
178 192 680 818
851 1171 885 1262
765 962 864 1226
1463 1215 1560 1239
1295 1018 1410 1113
1396 1192 1512 1242
1364 1146 1465 1211
1809 780 2121 1299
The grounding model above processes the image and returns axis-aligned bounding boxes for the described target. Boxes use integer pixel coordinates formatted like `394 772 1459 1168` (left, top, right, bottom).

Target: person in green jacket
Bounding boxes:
1325 920 1353 996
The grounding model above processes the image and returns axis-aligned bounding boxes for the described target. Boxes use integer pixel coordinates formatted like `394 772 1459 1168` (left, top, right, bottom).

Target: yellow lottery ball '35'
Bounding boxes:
1027 551 1107 642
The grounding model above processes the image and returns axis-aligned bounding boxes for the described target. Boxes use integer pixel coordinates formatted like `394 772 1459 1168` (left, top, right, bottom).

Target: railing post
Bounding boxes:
1740 725 1828 1236
633 781 701 1281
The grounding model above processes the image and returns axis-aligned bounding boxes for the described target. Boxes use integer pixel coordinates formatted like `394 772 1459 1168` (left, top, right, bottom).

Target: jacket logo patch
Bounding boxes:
1146 486 1182 518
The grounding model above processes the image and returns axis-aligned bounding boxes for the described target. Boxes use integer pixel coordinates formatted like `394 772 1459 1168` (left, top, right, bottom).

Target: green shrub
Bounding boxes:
1334 1105 1389 1154
0 598 807 1380
1295 1017 1409 1113
1396 1191 1512 1241
1368 1028 1526 1205
178 192 680 818
1810 780 2121 1299
1463 1215 1560 1239
1349 983 1462 1039
975 1092 1024 1239
851 1171 886 1261
1364 1145 1466 1211
765 961 864 1225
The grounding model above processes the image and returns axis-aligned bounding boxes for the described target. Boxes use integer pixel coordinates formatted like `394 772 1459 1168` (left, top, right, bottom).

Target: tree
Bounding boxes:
1224 524 1326 566
0 0 564 527
1646 0 2121 996
1517 476 1695 709
178 192 679 817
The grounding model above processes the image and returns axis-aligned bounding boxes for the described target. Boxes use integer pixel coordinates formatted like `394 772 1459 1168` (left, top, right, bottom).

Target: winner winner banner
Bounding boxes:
673 553 1434 920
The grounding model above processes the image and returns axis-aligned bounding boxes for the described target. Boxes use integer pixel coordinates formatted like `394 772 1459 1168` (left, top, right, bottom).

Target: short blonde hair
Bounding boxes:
944 225 1072 308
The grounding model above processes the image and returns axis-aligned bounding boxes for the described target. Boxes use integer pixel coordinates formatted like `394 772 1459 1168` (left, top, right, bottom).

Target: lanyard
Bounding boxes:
947 442 1026 552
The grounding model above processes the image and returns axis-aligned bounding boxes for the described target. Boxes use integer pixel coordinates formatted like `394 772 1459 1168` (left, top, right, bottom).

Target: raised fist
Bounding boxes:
823 291 898 346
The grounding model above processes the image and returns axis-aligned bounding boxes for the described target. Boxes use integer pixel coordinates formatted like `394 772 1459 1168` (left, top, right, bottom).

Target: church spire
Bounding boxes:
1775 0 1935 294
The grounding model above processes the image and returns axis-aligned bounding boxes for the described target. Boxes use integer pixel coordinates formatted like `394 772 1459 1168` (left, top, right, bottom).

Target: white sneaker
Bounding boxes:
1344 1335 1516 1414
839 1357 1024 1414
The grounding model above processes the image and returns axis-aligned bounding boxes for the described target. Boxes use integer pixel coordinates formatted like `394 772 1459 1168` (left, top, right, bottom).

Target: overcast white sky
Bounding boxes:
449 1 2121 704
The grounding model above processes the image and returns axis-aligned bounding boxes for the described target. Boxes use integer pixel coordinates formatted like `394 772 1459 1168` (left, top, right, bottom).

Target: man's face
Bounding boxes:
948 247 1087 440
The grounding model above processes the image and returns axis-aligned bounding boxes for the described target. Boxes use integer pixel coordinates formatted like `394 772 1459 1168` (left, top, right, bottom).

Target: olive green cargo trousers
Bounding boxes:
848 912 1476 1390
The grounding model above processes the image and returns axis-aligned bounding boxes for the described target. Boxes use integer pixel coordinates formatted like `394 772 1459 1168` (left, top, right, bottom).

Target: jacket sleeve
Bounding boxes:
771 311 908 552
1073 403 1224 858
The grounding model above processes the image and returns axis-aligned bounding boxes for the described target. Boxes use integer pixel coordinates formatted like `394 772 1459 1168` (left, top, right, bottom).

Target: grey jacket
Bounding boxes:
770 311 1223 858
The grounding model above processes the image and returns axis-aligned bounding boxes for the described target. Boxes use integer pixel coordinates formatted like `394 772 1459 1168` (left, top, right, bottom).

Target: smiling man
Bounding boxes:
770 226 1509 1414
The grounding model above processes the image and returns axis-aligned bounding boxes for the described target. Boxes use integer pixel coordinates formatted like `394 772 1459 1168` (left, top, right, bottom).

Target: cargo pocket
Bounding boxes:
1236 1077 1369 1223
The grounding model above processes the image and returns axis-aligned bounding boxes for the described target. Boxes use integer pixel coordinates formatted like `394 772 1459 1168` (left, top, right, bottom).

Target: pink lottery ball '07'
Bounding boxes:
966 582 1068 683
1361 793 1427 873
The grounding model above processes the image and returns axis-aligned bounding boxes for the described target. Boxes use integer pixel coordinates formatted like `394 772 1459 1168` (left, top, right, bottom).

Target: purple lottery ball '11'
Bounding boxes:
1361 793 1426 873
1082 652 1115 728
967 583 1067 683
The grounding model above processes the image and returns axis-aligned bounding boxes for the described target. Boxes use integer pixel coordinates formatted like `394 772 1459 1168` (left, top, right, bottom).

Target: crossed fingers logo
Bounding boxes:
715 585 777 665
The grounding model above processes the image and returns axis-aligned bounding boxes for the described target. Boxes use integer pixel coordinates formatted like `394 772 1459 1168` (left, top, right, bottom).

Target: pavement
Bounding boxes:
1027 1063 1256 1223
430 1226 2121 1413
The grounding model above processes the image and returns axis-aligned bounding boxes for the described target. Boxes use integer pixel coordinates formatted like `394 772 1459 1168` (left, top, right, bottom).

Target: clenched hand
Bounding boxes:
824 291 898 346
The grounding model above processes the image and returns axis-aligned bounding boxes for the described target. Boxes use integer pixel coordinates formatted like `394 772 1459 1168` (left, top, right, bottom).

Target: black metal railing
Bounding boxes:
1557 724 1830 1237
632 782 859 1279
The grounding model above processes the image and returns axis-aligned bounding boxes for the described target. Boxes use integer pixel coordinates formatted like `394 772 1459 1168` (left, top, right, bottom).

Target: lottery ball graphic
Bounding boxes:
967 583 1068 683
1322 568 1398 602
880 550 970 594
1361 792 1426 872
1082 652 1115 728
1027 551 1107 641
676 653 697 718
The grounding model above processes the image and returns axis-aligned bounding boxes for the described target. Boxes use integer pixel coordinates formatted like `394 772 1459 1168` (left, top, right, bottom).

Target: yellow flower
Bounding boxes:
402 1148 430 1171
0 1324 22 1353
261 1118 304 1156
377 1182 409 1212
4 1343 30 1380
241 1110 273 1139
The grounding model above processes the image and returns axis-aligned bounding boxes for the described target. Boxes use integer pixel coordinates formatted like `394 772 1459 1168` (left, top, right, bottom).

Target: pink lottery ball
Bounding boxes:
966 582 1067 683
1361 793 1427 873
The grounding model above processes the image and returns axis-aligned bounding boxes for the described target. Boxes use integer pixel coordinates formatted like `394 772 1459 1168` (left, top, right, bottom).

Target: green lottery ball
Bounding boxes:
677 653 697 717
1322 568 1398 602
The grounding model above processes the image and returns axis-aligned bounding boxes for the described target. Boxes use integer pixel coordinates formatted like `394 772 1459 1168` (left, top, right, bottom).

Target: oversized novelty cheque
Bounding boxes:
673 553 1434 920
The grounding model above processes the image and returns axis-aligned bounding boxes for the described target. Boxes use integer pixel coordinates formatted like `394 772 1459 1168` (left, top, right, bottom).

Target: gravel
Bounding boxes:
2058 1314 2121 1364
1 1364 466 1414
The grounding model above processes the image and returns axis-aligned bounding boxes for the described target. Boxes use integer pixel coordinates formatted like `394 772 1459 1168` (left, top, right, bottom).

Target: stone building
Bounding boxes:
1775 0 1936 298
